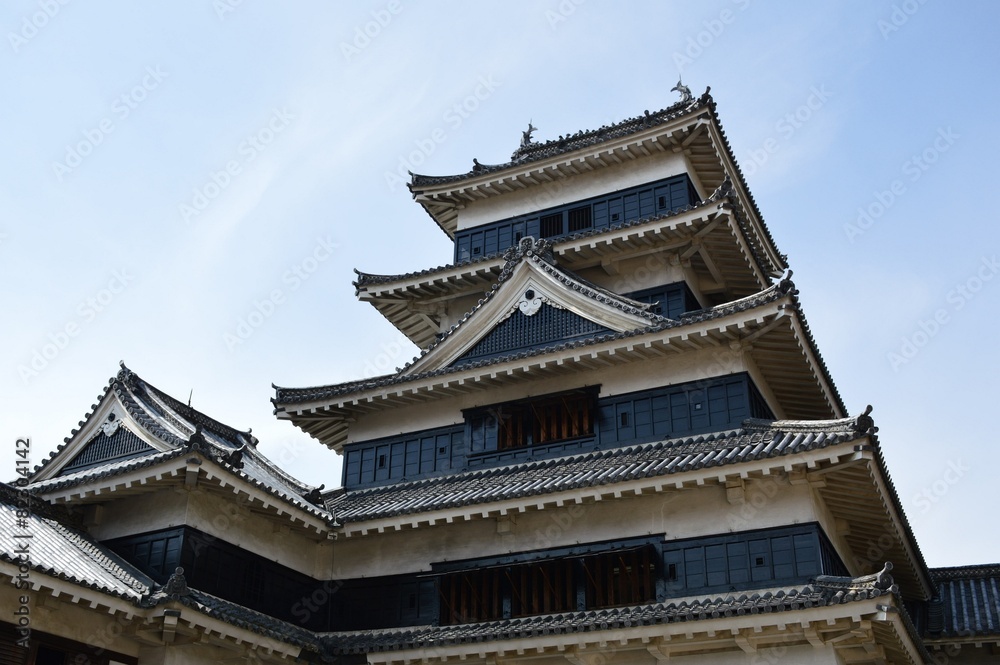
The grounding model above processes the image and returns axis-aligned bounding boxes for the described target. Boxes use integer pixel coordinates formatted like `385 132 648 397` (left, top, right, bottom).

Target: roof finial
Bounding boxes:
521 121 537 149
162 567 190 598
671 78 693 103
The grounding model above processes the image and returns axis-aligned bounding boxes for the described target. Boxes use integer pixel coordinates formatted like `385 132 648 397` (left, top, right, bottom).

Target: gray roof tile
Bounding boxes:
929 564 1000 638
327 415 869 524
324 567 899 654
28 365 334 525
0 483 152 600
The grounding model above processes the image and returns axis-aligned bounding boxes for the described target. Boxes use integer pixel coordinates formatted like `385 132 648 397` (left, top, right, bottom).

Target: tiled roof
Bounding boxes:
28 364 333 524
928 564 1000 638
144 582 320 651
408 92 707 188
325 569 898 654
275 277 795 407
352 182 730 291
407 89 785 275
0 485 316 653
327 414 868 523
0 483 152 600
399 236 664 371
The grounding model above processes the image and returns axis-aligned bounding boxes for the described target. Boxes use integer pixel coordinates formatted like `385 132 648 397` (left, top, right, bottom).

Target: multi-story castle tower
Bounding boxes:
4 88 997 664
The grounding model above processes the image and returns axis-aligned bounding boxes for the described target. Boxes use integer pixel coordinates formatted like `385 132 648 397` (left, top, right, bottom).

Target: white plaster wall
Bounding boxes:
88 488 324 578
348 346 753 444
89 490 189 541
0 584 140 658
455 153 688 232
327 481 821 578
573 258 691 300
180 489 323 577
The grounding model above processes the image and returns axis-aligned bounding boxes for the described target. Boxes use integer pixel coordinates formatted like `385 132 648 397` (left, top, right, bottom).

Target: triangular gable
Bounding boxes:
58 423 155 475
404 238 659 375
33 378 175 482
452 301 613 366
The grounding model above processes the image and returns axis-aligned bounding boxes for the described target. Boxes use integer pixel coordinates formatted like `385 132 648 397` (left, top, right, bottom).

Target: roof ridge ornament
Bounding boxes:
511 121 538 161
221 444 246 470
521 121 537 148
671 78 693 104
854 404 878 435
116 360 138 389
501 236 555 267
186 424 207 452
304 484 326 505
162 566 191 598
777 269 797 295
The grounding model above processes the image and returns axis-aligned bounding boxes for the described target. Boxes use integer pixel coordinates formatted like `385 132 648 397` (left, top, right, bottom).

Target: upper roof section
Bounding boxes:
402 236 662 375
407 87 785 280
357 179 777 348
28 363 332 529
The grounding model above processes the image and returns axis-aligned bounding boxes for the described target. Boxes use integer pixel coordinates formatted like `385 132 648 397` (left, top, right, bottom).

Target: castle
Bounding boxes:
3 88 997 664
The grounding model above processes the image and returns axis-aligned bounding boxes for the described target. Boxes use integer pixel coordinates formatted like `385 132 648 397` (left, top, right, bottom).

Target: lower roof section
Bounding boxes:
323 567 923 663
326 415 867 526
927 564 1000 640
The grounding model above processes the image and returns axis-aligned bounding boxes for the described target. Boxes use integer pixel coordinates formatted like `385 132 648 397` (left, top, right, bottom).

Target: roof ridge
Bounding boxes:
408 89 711 187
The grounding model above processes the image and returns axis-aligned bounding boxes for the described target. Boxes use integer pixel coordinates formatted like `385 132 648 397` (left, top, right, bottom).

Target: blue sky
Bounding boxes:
2 1 997 567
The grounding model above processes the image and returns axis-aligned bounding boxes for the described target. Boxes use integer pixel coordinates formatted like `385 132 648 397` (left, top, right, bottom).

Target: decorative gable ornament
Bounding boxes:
101 412 121 437
517 288 543 317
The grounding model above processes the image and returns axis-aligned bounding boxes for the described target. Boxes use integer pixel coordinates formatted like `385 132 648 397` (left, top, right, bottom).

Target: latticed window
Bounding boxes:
580 548 656 609
438 545 657 625
497 392 593 449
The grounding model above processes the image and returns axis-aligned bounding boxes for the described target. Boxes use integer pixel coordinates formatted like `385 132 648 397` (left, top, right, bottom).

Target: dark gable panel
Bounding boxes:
58 425 156 475
451 303 614 367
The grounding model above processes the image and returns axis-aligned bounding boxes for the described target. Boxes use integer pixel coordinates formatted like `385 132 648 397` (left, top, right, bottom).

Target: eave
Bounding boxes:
29 452 337 537
276 283 844 451
815 446 935 601
407 90 785 281
332 596 923 665
0 567 308 661
357 193 772 348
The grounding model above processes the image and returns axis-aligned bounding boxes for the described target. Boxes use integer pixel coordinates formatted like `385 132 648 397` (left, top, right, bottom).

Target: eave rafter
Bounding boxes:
359 599 922 665
356 201 770 348
278 284 842 451
32 454 334 538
